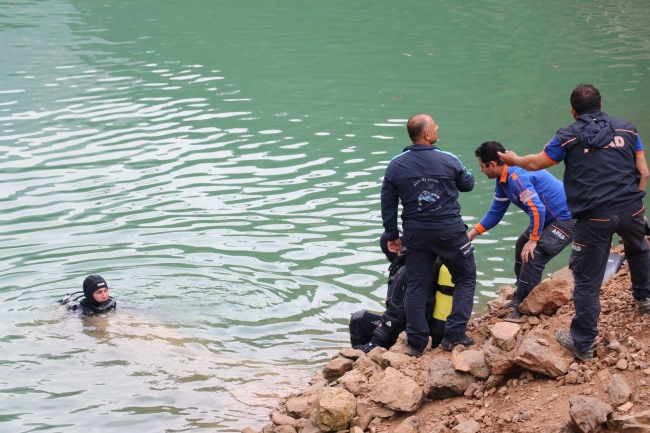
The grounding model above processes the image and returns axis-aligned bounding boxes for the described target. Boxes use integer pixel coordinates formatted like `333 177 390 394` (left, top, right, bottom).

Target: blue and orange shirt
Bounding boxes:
474 165 572 241
542 110 645 218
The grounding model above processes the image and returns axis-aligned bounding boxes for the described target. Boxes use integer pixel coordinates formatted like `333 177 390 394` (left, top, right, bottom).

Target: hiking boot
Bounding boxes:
440 335 475 351
504 307 527 323
635 298 650 314
408 347 422 358
503 298 519 310
556 329 593 361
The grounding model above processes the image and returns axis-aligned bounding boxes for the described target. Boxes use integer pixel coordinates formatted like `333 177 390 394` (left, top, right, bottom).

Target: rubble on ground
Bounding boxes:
244 246 650 433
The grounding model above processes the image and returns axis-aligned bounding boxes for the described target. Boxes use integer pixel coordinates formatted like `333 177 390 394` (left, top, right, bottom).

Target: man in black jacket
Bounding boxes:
500 84 650 361
381 113 476 356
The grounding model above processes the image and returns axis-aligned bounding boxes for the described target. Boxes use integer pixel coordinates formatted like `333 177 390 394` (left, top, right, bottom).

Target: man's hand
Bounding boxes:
467 227 480 241
521 239 538 263
388 238 403 255
498 150 519 166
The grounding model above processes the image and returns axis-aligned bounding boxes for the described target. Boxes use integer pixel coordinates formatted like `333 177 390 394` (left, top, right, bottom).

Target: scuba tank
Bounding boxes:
426 260 454 348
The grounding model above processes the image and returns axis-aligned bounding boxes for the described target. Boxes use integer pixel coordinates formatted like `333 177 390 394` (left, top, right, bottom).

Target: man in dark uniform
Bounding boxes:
381 113 476 356
500 84 650 361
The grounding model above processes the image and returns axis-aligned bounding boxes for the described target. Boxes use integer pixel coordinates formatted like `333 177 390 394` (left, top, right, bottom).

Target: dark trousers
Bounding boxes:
402 226 476 352
514 219 576 304
569 206 650 352
349 311 381 347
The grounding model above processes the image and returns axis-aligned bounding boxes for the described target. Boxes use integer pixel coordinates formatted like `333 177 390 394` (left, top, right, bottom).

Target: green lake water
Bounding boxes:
1 0 649 431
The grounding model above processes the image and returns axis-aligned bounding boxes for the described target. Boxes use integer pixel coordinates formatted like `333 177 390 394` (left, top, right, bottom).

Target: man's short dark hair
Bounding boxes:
407 114 428 141
475 141 506 166
570 84 601 115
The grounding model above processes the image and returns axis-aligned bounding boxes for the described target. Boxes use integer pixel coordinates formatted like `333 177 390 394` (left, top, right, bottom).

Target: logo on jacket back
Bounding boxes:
418 190 441 208
583 136 626 153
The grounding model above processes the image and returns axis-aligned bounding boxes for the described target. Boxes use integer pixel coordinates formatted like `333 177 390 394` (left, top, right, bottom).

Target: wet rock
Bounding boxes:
338 369 369 396
452 349 490 380
568 395 612 433
607 410 650 432
367 346 387 365
369 367 424 412
453 419 480 433
323 357 354 382
242 427 260 433
353 355 382 378
339 348 365 360
490 322 521 351
607 374 632 406
484 337 522 375
286 394 318 419
394 416 420 433
483 374 503 390
425 358 477 400
514 330 575 378
316 387 356 432
271 412 298 428
519 278 573 316
381 351 412 370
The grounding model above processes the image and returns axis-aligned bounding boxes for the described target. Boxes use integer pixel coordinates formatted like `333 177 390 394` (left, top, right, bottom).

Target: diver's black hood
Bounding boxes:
82 274 108 307
572 110 616 150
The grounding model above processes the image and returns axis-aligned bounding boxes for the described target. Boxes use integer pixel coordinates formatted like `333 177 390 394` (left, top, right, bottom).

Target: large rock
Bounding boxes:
513 329 575 378
317 387 357 432
300 380 327 397
551 266 574 282
519 278 573 316
286 394 318 419
338 348 365 360
569 396 612 433
606 374 632 406
369 367 424 412
490 322 521 351
337 369 369 396
381 351 412 370
607 410 650 432
425 358 476 400
367 346 387 365
452 349 490 380
323 357 354 382
395 416 420 433
483 337 522 375
271 412 298 428
453 419 481 433
353 355 382 378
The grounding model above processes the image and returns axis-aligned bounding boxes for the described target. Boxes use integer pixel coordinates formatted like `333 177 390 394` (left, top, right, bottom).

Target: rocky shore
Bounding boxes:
243 246 650 433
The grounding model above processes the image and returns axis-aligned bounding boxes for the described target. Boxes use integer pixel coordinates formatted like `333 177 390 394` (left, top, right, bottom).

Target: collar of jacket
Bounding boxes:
402 144 438 152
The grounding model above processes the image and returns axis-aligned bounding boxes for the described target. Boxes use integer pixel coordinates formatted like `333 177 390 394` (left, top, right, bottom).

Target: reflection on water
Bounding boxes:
0 0 649 431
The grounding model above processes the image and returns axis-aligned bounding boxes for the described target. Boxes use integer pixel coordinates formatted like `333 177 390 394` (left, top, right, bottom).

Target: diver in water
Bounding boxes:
59 274 116 316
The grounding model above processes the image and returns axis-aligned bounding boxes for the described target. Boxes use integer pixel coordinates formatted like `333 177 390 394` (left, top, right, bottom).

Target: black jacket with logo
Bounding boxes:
381 144 474 241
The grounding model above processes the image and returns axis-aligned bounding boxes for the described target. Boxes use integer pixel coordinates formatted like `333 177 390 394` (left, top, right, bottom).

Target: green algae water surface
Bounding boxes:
1 0 649 431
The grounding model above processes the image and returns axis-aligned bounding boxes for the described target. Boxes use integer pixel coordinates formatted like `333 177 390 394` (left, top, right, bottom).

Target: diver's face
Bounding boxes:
93 287 109 303
478 157 500 179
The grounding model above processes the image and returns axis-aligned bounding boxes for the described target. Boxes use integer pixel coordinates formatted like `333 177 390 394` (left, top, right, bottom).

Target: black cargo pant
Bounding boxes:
402 225 476 353
569 205 650 352
514 219 576 304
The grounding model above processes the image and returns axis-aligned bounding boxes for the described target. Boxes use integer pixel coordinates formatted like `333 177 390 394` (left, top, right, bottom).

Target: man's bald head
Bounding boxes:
407 114 438 145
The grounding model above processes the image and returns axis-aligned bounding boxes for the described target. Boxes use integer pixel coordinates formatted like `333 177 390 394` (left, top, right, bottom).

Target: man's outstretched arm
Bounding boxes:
498 151 555 172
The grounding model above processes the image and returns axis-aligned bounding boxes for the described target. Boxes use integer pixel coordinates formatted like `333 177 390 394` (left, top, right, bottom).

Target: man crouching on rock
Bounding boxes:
380 113 477 356
468 141 575 323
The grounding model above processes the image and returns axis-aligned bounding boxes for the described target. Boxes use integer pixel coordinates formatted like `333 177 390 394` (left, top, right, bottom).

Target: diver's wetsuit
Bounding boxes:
67 298 116 316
